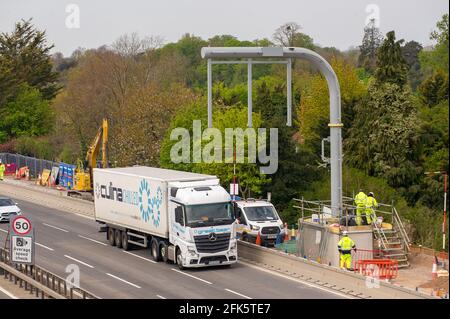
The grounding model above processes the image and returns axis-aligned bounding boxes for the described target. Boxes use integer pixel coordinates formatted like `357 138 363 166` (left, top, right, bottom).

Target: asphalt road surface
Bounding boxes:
0 196 346 299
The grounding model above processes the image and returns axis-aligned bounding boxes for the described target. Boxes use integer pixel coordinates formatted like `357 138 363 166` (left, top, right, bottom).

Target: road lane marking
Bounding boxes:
225 288 252 299
36 242 54 251
123 251 157 263
64 255 94 268
171 268 212 285
239 260 353 299
74 213 95 221
0 228 7 233
156 294 166 299
78 234 107 246
0 286 18 299
43 223 69 233
106 273 141 289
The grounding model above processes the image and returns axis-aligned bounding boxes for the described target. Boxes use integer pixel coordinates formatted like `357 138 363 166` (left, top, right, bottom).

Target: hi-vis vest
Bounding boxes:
338 237 355 254
354 192 367 206
366 196 378 208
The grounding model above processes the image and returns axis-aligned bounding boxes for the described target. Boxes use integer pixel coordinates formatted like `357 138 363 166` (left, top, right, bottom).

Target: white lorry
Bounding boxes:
93 166 237 269
233 199 284 246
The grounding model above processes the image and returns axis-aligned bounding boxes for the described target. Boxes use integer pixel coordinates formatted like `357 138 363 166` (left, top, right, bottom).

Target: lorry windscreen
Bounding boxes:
244 206 279 221
185 202 233 227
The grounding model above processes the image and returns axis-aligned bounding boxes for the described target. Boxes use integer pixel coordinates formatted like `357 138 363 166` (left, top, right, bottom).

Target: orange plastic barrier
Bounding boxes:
15 166 30 180
354 259 398 279
351 249 386 268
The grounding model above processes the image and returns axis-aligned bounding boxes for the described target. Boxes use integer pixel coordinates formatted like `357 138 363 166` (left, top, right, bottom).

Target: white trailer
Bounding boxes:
93 166 237 268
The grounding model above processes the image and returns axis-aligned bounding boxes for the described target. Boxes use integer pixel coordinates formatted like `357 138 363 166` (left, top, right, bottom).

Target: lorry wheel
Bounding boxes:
115 229 122 248
108 227 116 246
122 231 129 251
159 241 168 263
176 248 184 270
151 238 161 262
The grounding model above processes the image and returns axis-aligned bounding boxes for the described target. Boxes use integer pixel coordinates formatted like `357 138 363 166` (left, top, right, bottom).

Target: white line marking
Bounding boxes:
106 273 141 289
240 260 353 299
64 255 94 268
0 286 18 299
78 234 107 246
43 223 69 233
74 213 95 221
225 288 252 299
171 268 212 285
0 228 7 233
156 294 166 299
123 251 157 263
36 242 54 251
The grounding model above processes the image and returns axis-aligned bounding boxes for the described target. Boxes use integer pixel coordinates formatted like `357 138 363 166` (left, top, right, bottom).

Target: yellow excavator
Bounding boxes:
69 118 108 199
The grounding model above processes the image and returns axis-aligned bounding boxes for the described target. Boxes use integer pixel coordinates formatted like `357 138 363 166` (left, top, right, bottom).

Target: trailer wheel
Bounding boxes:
108 227 116 246
122 231 129 251
159 241 168 263
151 238 161 262
115 229 123 248
176 247 184 270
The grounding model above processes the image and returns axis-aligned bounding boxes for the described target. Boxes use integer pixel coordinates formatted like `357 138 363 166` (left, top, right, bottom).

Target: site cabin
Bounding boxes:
93 166 237 269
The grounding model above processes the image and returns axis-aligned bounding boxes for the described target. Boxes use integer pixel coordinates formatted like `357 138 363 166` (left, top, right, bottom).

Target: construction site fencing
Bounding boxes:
0 153 58 179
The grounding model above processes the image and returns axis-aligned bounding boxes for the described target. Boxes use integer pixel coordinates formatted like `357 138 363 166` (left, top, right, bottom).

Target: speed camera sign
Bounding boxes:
11 216 32 235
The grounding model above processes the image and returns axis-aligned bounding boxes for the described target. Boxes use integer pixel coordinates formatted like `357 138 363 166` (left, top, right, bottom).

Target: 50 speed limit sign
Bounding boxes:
11 216 32 235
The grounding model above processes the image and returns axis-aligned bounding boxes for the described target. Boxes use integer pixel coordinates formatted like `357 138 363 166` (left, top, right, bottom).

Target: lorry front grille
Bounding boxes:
261 226 280 235
194 233 230 253
199 255 228 264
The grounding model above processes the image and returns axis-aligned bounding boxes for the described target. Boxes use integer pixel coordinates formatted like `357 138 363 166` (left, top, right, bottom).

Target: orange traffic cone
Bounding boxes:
284 223 289 242
432 258 438 280
255 231 261 246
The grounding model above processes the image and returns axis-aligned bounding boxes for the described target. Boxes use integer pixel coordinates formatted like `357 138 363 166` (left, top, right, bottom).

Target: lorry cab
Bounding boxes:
168 180 237 268
233 199 284 246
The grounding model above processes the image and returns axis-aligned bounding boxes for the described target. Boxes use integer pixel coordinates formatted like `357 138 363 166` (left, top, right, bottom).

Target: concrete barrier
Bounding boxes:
238 240 437 299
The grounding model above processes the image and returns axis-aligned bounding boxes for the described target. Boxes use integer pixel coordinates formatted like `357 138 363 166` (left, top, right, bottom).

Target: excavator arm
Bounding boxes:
85 118 108 185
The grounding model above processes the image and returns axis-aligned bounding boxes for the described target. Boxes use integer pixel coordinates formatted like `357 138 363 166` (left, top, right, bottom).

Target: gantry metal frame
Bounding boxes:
201 47 343 217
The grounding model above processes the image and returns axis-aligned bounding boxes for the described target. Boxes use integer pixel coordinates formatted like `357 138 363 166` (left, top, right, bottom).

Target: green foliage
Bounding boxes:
160 102 271 198
0 84 54 143
14 136 54 160
375 31 409 87
345 82 422 203
418 71 449 107
358 19 383 74
419 14 449 73
401 41 423 90
0 19 60 106
299 57 367 148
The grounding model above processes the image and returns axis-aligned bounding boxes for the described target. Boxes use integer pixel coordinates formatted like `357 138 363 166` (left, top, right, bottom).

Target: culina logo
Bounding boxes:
138 179 163 227
95 181 139 206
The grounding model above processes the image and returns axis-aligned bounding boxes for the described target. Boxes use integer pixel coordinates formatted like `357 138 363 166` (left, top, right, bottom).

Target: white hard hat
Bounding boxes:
342 230 348 236
368 192 374 197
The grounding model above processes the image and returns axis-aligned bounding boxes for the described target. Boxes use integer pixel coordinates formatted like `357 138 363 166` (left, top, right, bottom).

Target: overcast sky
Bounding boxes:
1 0 448 56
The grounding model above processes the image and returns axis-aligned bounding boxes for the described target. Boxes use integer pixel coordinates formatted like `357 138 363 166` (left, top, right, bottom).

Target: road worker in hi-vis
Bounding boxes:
337 231 356 270
354 189 367 226
365 192 378 225
0 159 5 181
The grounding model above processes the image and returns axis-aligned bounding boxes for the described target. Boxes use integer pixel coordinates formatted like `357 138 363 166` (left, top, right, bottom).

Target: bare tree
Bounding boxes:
273 22 302 47
112 32 164 57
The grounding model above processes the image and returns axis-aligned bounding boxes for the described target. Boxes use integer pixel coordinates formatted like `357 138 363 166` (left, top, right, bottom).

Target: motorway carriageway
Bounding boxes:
0 197 348 299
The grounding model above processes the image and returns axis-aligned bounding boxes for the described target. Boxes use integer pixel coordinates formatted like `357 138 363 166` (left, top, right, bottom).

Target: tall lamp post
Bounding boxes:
424 171 448 251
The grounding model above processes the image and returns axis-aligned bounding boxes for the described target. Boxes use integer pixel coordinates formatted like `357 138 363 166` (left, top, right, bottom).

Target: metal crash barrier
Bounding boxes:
0 247 98 299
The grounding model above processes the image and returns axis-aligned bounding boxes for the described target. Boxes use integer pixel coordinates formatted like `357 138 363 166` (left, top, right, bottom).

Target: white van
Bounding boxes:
233 199 284 246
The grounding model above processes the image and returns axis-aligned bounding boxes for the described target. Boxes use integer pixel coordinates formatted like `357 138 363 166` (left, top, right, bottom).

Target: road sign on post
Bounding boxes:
9 216 35 265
